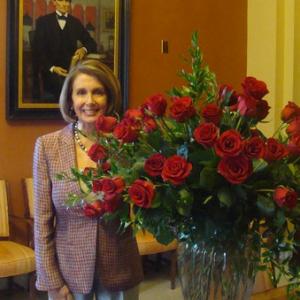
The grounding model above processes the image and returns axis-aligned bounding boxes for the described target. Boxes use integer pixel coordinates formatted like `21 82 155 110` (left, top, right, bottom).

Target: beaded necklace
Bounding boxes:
73 121 88 153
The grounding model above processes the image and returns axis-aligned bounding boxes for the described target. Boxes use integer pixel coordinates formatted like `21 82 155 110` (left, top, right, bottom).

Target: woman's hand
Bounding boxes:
48 285 73 300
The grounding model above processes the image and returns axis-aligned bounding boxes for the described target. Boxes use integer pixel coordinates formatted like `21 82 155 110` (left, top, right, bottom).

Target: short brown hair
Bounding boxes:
59 58 121 123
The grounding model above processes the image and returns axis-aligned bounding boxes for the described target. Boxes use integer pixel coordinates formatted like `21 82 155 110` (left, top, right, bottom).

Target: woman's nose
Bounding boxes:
86 93 96 103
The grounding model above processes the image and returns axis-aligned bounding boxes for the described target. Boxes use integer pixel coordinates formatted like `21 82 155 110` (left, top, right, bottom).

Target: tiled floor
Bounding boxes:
0 256 183 300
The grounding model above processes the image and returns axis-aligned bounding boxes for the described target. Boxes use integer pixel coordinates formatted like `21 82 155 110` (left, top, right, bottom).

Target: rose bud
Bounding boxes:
241 76 269 99
161 155 192 185
87 144 107 163
287 134 300 156
128 179 155 208
83 200 105 217
143 116 157 133
237 94 257 118
218 84 238 107
95 115 118 133
281 101 300 123
256 99 270 121
273 187 298 209
124 108 144 120
144 153 166 177
144 94 167 117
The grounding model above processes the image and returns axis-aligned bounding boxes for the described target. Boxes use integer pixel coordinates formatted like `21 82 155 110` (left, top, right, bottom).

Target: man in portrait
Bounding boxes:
32 0 97 102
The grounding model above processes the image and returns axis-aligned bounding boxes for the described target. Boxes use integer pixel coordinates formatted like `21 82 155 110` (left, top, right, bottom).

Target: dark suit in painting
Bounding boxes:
32 13 97 101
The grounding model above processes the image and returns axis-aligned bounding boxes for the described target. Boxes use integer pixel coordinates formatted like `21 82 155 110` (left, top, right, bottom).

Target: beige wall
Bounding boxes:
0 0 247 243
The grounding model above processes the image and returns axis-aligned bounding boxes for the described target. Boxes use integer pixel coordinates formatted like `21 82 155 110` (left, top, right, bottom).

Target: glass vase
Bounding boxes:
177 238 257 300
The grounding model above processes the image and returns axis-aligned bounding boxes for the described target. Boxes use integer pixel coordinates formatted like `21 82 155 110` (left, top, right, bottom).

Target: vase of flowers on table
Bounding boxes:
58 32 300 299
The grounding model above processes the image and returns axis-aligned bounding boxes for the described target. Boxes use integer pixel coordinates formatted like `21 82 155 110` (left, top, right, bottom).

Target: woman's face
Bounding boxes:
72 73 108 131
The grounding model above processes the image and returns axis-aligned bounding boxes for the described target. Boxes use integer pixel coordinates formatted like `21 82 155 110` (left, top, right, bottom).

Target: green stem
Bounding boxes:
272 121 286 138
256 189 274 193
158 118 177 140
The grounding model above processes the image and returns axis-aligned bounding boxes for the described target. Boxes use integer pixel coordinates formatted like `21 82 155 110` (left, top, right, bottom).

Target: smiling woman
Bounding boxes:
33 58 143 300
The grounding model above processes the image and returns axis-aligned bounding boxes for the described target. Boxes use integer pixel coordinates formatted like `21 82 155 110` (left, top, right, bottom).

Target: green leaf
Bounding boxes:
256 195 275 216
199 167 219 191
217 186 234 207
274 210 286 227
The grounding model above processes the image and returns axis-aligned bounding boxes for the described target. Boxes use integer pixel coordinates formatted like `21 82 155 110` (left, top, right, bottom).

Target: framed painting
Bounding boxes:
6 0 130 120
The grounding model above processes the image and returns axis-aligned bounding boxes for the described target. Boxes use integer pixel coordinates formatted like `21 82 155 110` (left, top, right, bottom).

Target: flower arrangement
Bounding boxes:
58 33 300 296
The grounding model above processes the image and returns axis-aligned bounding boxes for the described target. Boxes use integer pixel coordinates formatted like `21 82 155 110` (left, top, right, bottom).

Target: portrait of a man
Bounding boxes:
21 0 117 105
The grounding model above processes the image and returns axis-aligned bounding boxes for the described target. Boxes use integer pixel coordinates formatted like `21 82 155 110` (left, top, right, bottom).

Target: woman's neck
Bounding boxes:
77 121 95 135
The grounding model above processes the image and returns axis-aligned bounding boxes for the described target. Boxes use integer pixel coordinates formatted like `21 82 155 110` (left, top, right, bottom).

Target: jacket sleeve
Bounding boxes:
33 137 65 291
76 19 97 53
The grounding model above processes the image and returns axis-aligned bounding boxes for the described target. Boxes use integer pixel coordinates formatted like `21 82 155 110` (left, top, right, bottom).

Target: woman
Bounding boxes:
33 59 143 300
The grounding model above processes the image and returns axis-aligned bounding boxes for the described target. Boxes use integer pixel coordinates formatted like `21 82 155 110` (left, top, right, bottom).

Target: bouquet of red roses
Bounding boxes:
58 33 300 294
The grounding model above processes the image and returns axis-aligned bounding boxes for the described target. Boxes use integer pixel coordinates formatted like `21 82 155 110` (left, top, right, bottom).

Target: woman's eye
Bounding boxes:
76 88 87 95
94 88 106 95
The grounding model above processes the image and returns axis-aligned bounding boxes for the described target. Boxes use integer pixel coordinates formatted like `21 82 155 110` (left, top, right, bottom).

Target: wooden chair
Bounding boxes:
136 230 178 289
0 179 36 299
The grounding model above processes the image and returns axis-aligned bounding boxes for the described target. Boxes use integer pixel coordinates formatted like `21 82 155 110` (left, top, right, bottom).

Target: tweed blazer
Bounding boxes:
33 124 143 294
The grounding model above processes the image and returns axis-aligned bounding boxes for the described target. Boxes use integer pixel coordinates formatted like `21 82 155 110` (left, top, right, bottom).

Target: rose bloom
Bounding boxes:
281 101 300 123
286 116 300 136
103 193 122 213
263 138 288 162
144 153 166 177
218 84 238 107
87 144 107 162
144 94 167 117
193 122 218 148
218 154 253 184
128 179 155 208
244 136 265 159
113 118 139 143
95 115 118 133
161 155 192 185
237 94 257 118
215 129 243 157
287 134 300 156
83 200 105 217
201 103 222 125
273 187 298 209
92 177 125 194
241 76 269 99
169 96 196 122
82 167 98 177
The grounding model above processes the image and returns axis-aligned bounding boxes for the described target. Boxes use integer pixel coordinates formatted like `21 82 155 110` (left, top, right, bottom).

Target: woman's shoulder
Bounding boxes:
36 124 73 146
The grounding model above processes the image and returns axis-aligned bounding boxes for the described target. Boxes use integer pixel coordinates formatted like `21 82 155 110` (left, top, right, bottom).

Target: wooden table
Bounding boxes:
252 286 287 300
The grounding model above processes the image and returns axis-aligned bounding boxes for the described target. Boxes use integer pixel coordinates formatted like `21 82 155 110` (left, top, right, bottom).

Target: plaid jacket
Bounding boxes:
33 124 143 293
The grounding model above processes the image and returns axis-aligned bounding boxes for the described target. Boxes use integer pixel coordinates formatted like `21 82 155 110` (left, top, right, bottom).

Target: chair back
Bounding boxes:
0 180 9 237
23 178 34 219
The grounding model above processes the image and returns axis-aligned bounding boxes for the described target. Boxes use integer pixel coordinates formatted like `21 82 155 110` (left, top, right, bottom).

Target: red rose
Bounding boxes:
281 101 300 123
101 161 111 172
241 76 269 99
83 200 105 217
169 97 196 122
92 177 125 194
287 134 300 156
144 94 167 117
87 144 107 162
286 117 300 136
124 108 144 120
144 153 166 177
273 187 298 209
161 155 192 185
103 193 122 213
244 137 265 159
201 103 222 125
237 94 257 118
263 138 288 162
95 115 118 133
218 84 238 107
113 119 139 143
215 129 243 157
143 116 157 133
218 155 253 184
256 99 270 121
193 122 218 148
128 179 155 208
